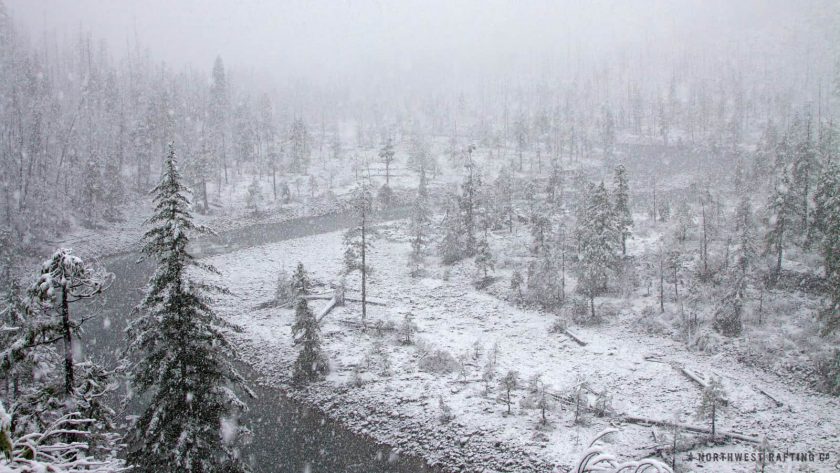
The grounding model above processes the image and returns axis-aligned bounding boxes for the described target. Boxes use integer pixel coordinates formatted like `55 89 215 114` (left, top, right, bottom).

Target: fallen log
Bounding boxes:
623 415 760 444
563 329 587 346
679 367 708 388
342 294 388 305
316 296 339 323
755 386 783 407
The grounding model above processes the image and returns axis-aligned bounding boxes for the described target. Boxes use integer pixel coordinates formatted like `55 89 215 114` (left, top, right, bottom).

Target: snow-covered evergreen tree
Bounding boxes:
713 272 746 336
29 248 106 395
764 168 795 279
344 180 376 329
494 165 515 232
439 192 464 264
245 176 263 215
697 376 727 441
510 269 524 302
125 144 250 472
460 158 481 256
733 194 757 278
291 261 311 298
408 166 432 277
3 253 118 461
813 161 840 334
291 270 328 383
79 158 104 228
612 164 633 255
474 233 495 284
575 182 618 318
379 137 395 186
102 155 125 222
288 118 311 173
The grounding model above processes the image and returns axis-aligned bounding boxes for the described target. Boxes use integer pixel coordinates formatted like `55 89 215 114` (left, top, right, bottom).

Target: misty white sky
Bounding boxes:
6 0 836 92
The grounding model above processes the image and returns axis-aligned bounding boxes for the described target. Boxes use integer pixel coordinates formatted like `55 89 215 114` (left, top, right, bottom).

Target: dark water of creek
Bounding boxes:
78 207 436 472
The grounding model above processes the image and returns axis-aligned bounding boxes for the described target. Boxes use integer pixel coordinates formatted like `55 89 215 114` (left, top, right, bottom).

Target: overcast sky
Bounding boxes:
6 0 836 92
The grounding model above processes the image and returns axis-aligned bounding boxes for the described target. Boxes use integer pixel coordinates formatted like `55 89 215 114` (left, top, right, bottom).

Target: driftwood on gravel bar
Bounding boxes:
623 415 760 444
563 329 587 346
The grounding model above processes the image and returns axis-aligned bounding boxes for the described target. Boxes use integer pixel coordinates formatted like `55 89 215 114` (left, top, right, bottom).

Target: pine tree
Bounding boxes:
29 248 106 395
713 272 746 337
245 177 263 215
379 137 395 186
291 283 328 383
575 182 618 319
102 155 125 222
765 168 795 279
439 192 464 264
813 161 840 334
546 161 564 216
289 118 310 173
460 157 481 256
408 133 431 173
495 165 515 232
291 261 311 298
344 181 376 329
474 233 495 284
125 144 249 472
510 269 524 302
79 158 104 228
499 370 519 415
733 194 756 278
791 116 817 245
697 376 727 441
3 255 118 460
408 167 432 277
208 56 229 185
612 164 633 255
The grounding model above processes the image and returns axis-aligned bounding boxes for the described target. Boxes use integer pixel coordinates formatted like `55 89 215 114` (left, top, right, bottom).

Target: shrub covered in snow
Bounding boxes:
418 348 459 374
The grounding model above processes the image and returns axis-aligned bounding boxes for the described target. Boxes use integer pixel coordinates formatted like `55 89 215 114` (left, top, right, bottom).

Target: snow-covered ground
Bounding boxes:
207 222 840 473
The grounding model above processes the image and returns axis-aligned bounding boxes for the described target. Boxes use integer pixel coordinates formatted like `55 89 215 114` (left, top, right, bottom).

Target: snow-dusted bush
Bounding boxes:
418 349 459 374
688 330 723 354
438 395 454 424
275 268 294 304
549 315 568 333
365 339 392 376
814 349 840 395
398 313 418 345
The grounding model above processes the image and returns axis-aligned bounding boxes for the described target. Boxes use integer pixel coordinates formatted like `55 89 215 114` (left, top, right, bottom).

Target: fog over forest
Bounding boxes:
1 1 839 472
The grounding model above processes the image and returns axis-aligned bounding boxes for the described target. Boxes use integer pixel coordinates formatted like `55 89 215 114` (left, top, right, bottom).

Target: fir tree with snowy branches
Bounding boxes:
474 233 495 284
814 161 840 334
2 253 118 462
29 248 107 395
612 164 633 256
439 192 465 264
575 182 619 319
291 288 328 383
765 168 795 279
291 261 311 298
408 166 432 277
125 144 250 473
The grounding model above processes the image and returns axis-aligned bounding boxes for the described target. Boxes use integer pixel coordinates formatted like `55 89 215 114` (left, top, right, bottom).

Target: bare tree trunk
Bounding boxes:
361 212 367 330
61 285 74 395
701 201 709 275
659 255 665 313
